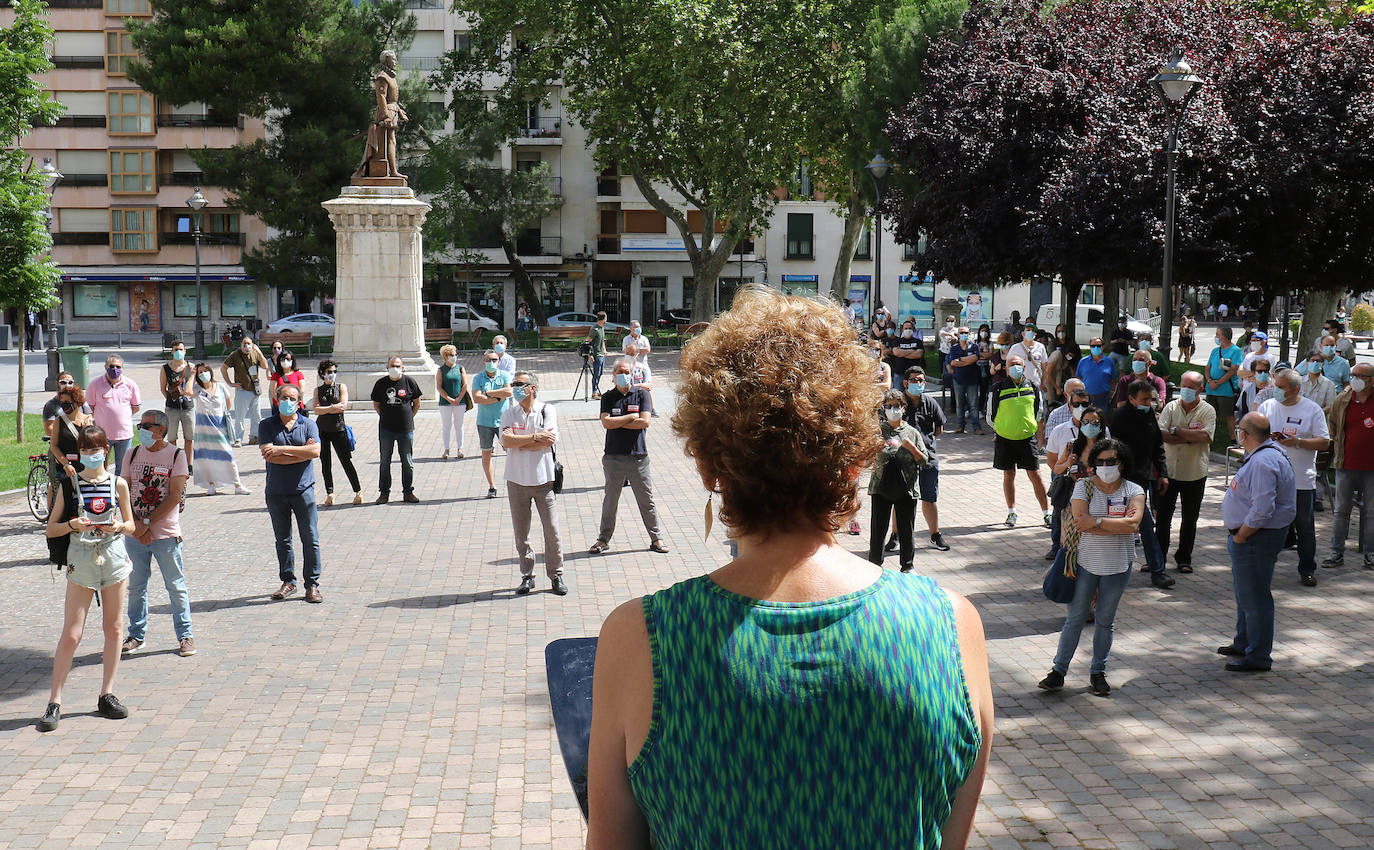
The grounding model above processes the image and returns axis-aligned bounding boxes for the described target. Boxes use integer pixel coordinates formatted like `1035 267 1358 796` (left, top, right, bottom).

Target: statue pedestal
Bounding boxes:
322 185 436 408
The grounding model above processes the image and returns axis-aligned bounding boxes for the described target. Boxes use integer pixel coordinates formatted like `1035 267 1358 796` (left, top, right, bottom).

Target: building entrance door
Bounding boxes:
598 286 628 325
641 287 663 327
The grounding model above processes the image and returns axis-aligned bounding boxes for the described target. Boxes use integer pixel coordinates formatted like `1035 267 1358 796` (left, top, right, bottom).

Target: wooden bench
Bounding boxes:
258 331 313 354
538 326 590 349
424 328 454 349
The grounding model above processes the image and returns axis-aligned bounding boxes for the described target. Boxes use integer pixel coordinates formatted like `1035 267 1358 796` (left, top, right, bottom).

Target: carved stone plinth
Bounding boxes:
322 185 435 408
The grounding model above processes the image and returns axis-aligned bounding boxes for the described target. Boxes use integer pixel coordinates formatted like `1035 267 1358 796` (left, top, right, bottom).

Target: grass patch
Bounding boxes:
0 412 47 492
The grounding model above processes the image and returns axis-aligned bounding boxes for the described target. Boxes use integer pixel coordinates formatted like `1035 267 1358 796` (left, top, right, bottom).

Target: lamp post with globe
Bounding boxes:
1150 48 1203 360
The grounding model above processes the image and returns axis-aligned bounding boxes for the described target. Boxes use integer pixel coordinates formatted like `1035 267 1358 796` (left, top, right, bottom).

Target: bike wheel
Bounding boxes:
27 466 50 522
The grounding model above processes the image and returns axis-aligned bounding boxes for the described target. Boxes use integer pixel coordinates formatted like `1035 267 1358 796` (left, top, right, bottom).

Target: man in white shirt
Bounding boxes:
1237 331 1277 414
1008 321 1050 389
622 321 656 415
492 334 517 374
1300 352 1338 414
1257 369 1331 587
500 370 566 596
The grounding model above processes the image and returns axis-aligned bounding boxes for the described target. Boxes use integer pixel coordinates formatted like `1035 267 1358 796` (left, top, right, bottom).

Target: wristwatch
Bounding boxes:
1094 516 1103 528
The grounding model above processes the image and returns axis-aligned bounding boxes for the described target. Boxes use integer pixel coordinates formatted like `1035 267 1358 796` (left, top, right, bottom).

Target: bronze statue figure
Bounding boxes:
354 50 408 181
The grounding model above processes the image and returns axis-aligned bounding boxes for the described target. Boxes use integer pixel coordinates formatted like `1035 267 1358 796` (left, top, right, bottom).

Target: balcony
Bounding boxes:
516 235 561 257
44 0 104 7
52 233 110 246
158 113 242 129
403 0 444 7
52 115 106 128
161 232 246 246
517 117 561 140
159 171 205 186
51 55 105 70
57 173 108 187
398 55 442 71
596 177 620 196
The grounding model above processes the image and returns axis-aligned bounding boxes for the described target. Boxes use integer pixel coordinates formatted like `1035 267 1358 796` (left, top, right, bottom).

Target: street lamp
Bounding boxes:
864 153 892 322
186 187 208 358
1151 47 1203 360
39 157 63 390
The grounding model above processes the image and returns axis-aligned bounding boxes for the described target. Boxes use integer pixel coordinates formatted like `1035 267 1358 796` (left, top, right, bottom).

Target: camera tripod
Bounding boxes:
571 355 593 401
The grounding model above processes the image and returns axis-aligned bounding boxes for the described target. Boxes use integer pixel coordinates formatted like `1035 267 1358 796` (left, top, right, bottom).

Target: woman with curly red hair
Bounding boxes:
585 287 993 849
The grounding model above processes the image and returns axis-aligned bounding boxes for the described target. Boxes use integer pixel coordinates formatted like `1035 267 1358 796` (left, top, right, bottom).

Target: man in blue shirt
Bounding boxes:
1075 336 1116 411
1219 412 1297 673
1300 334 1352 391
1207 326 1244 442
472 349 514 498
259 384 323 603
945 327 983 434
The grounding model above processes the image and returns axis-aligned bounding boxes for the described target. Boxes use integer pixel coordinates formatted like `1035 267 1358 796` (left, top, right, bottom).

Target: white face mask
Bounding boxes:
1071 405 1085 420
387 366 403 379
884 407 904 423
197 372 211 384
444 356 456 366
1096 465 1122 484
1352 377 1368 393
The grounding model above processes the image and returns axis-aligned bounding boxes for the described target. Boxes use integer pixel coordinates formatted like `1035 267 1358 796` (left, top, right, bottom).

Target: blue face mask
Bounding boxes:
1322 345 1334 357
1090 346 1102 357
1179 386 1198 403
1008 365 1024 380
1132 360 1147 374
79 453 106 471
1080 423 1102 439
614 373 631 390
512 386 528 402
136 426 156 448
494 343 506 355
907 383 924 396
1256 372 1270 384
1136 403 1152 412
1307 362 1323 376
278 399 297 416
172 349 185 361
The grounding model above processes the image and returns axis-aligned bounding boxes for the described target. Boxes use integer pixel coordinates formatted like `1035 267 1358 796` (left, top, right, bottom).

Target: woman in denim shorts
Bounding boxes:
39 425 134 732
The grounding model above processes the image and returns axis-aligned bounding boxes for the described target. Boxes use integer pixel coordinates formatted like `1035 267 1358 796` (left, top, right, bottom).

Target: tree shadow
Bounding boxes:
367 587 522 609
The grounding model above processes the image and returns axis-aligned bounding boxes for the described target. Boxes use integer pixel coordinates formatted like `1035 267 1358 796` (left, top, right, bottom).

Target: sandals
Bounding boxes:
442 450 450 460
589 540 609 555
271 582 297 600
1177 564 1194 574
649 540 670 554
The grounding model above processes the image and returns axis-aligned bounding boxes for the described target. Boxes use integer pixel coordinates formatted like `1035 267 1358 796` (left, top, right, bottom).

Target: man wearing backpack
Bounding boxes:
120 410 194 657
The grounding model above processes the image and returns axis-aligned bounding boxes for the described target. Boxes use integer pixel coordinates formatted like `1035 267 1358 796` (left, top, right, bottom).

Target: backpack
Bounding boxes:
47 476 80 566
125 444 188 514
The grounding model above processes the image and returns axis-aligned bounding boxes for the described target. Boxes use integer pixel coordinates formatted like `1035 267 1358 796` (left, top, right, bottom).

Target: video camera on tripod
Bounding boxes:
576 339 593 360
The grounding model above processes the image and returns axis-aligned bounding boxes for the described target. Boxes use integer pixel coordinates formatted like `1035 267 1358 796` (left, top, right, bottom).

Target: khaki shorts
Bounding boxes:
65 537 131 590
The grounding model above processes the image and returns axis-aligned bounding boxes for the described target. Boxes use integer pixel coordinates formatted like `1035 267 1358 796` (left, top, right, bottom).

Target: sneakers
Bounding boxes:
38 703 60 732
204 485 217 496
231 440 241 448
1043 510 1053 528
848 519 862 535
930 533 951 552
1089 672 1111 697
1151 573 1176 589
324 493 335 506
552 577 569 596
402 493 420 503
178 638 196 657
1005 510 1017 528
353 492 363 505
1321 554 1343 568
884 533 898 553
305 586 323 604
589 540 609 554
973 428 986 436
121 637 143 654
1300 574 1318 587
234 485 250 495
1044 547 1057 561
97 693 129 719
516 576 536 595
1037 670 1064 691
487 487 498 499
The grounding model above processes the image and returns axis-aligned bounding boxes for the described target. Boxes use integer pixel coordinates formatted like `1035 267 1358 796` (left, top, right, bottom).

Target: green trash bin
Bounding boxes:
59 345 91 387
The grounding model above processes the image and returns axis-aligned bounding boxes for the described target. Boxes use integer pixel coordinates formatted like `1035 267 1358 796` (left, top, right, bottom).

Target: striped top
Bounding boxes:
1071 478 1143 576
628 570 982 849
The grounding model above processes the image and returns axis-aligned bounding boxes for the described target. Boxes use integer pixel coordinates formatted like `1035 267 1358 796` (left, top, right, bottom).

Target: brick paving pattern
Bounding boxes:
0 350 1371 848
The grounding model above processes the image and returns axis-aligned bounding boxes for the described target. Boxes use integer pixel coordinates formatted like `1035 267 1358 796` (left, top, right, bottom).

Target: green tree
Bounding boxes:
128 0 415 299
0 0 64 442
450 0 852 323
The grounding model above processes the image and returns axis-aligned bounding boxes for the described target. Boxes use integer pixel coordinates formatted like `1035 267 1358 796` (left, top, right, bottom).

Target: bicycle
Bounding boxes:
26 436 54 523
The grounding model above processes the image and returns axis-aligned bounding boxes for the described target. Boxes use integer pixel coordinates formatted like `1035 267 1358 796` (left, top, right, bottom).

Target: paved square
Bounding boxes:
1 350 1371 848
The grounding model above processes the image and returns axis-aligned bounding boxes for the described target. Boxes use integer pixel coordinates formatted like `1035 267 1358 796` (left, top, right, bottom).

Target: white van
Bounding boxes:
1036 304 1155 342
425 302 500 333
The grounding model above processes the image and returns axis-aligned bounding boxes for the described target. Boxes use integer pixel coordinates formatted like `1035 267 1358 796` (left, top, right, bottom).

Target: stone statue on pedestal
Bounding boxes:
353 49 408 183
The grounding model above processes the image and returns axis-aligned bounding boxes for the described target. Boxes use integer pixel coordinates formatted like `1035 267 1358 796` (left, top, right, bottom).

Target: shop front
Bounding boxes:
61 271 263 338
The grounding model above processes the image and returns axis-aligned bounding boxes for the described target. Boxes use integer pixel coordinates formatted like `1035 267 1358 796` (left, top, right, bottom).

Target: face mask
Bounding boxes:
1308 363 1323 377
1023 330 1035 341
1322 345 1335 357
387 367 403 379
980 331 990 339
959 334 969 343
998 345 1010 353
901 329 914 338
869 349 881 359
106 366 122 380
494 343 506 354
1132 360 1147 374
1256 372 1270 384
907 383 924 396
512 386 528 402
281 359 294 370
242 345 253 354
630 330 640 338
172 349 185 361
136 426 156 448
884 407 904 423
1251 342 1263 353
1081 422 1102 439
272 348 283 357
1090 346 1102 356
278 399 297 416
946 320 954 327
1096 464 1121 484
614 373 631 390
1136 403 1152 412
79 453 106 471
1137 340 1150 351
323 373 336 384
1071 405 1085 419
1179 387 1198 403
1214 337 1223 347
444 356 456 366
1008 365 1024 380
1352 377 1367 393
198 372 211 384
484 362 497 375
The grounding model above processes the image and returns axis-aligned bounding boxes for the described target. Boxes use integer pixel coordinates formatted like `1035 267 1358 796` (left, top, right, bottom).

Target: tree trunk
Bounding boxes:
15 343 25 443
1060 278 1085 345
686 239 741 324
1100 279 1122 343
499 237 548 328
830 189 867 304
1298 287 1342 360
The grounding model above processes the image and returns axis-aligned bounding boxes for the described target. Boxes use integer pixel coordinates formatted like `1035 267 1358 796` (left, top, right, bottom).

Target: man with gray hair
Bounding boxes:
590 357 667 555
1157 371 1216 575
500 370 566 595
1257 368 1330 587
87 353 142 474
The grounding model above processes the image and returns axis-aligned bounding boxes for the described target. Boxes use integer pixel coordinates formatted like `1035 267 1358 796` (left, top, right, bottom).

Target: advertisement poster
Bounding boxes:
128 282 162 333
221 283 257 318
962 286 994 328
847 286 869 324
898 273 935 328
780 274 819 297
72 284 119 318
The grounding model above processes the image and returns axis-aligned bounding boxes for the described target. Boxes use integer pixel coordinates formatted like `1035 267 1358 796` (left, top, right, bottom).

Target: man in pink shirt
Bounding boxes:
87 353 142 474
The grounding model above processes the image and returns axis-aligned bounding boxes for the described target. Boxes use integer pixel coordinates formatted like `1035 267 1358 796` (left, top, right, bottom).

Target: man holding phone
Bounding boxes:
1207 326 1244 443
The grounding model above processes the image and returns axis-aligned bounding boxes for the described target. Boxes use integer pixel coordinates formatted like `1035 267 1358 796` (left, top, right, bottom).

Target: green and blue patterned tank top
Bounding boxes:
627 570 982 849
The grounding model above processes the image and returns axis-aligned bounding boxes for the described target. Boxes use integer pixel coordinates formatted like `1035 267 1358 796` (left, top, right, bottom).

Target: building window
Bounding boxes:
454 32 472 54
108 149 154 194
902 242 917 260
105 29 136 75
104 0 151 16
853 220 871 260
111 208 156 251
72 284 121 318
785 213 814 259
107 90 154 135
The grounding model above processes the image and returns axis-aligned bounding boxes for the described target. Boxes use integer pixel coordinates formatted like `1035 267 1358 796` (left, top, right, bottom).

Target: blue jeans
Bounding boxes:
378 428 415 496
591 355 605 391
954 382 981 430
1227 526 1286 668
125 537 192 641
109 438 131 476
1053 569 1131 675
1048 479 1063 556
1293 489 1316 577
266 490 322 587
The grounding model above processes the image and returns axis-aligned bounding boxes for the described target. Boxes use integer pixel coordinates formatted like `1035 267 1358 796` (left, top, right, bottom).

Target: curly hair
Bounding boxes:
671 286 882 537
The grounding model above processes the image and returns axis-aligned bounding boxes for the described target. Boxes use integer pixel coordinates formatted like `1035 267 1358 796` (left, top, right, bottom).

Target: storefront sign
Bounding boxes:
781 274 819 296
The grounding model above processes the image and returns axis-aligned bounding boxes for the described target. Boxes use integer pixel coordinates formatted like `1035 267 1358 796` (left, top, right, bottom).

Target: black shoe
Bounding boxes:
1090 672 1111 697
1300 573 1318 587
516 576 535 595
1151 573 1176 589
37 703 60 732
899 564 914 573
1365 557 1374 570
1321 554 1344 568
930 533 951 552
1044 547 1057 562
97 693 129 720
1176 563 1193 574
1314 501 1325 512
1225 661 1271 673
487 487 498 499
551 577 569 596
1216 645 1245 657
375 493 389 505
1037 670 1064 691
884 533 898 553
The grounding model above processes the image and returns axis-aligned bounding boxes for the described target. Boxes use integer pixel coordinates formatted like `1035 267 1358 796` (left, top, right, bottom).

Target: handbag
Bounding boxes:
1048 473 1075 510
540 405 565 494
1042 482 1094 603
47 476 78 566
345 424 357 452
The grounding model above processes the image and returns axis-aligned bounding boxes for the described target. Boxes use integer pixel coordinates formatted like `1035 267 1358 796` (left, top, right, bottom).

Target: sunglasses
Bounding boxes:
511 381 529 388
324 371 337 377
1095 458 1119 467
58 380 75 387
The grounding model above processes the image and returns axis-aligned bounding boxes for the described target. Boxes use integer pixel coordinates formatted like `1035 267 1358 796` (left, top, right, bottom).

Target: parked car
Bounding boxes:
1036 304 1155 342
264 313 336 335
656 308 693 328
425 302 501 333
546 312 630 336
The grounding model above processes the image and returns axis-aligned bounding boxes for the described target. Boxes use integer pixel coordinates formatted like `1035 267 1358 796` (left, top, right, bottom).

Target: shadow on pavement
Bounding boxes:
367 588 522 609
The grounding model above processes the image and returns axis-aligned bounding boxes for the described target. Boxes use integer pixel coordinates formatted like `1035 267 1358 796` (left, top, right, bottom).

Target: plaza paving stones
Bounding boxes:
1 349 1371 848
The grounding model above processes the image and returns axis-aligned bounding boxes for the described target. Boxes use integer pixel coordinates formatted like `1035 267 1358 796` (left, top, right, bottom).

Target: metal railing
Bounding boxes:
403 0 444 7
51 55 105 69
398 55 442 71
159 171 206 186
161 232 246 246
57 173 107 187
51 232 109 245
52 115 106 128
516 235 561 257
44 0 104 7
517 117 561 138
158 114 242 128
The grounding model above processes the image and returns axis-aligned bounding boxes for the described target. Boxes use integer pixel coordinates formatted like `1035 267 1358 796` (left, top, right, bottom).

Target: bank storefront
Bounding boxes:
61 269 266 338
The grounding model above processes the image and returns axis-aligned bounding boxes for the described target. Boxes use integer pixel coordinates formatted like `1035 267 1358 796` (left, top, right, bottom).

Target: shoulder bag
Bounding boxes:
539 405 564 494
47 476 79 566
1043 481 1095 603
